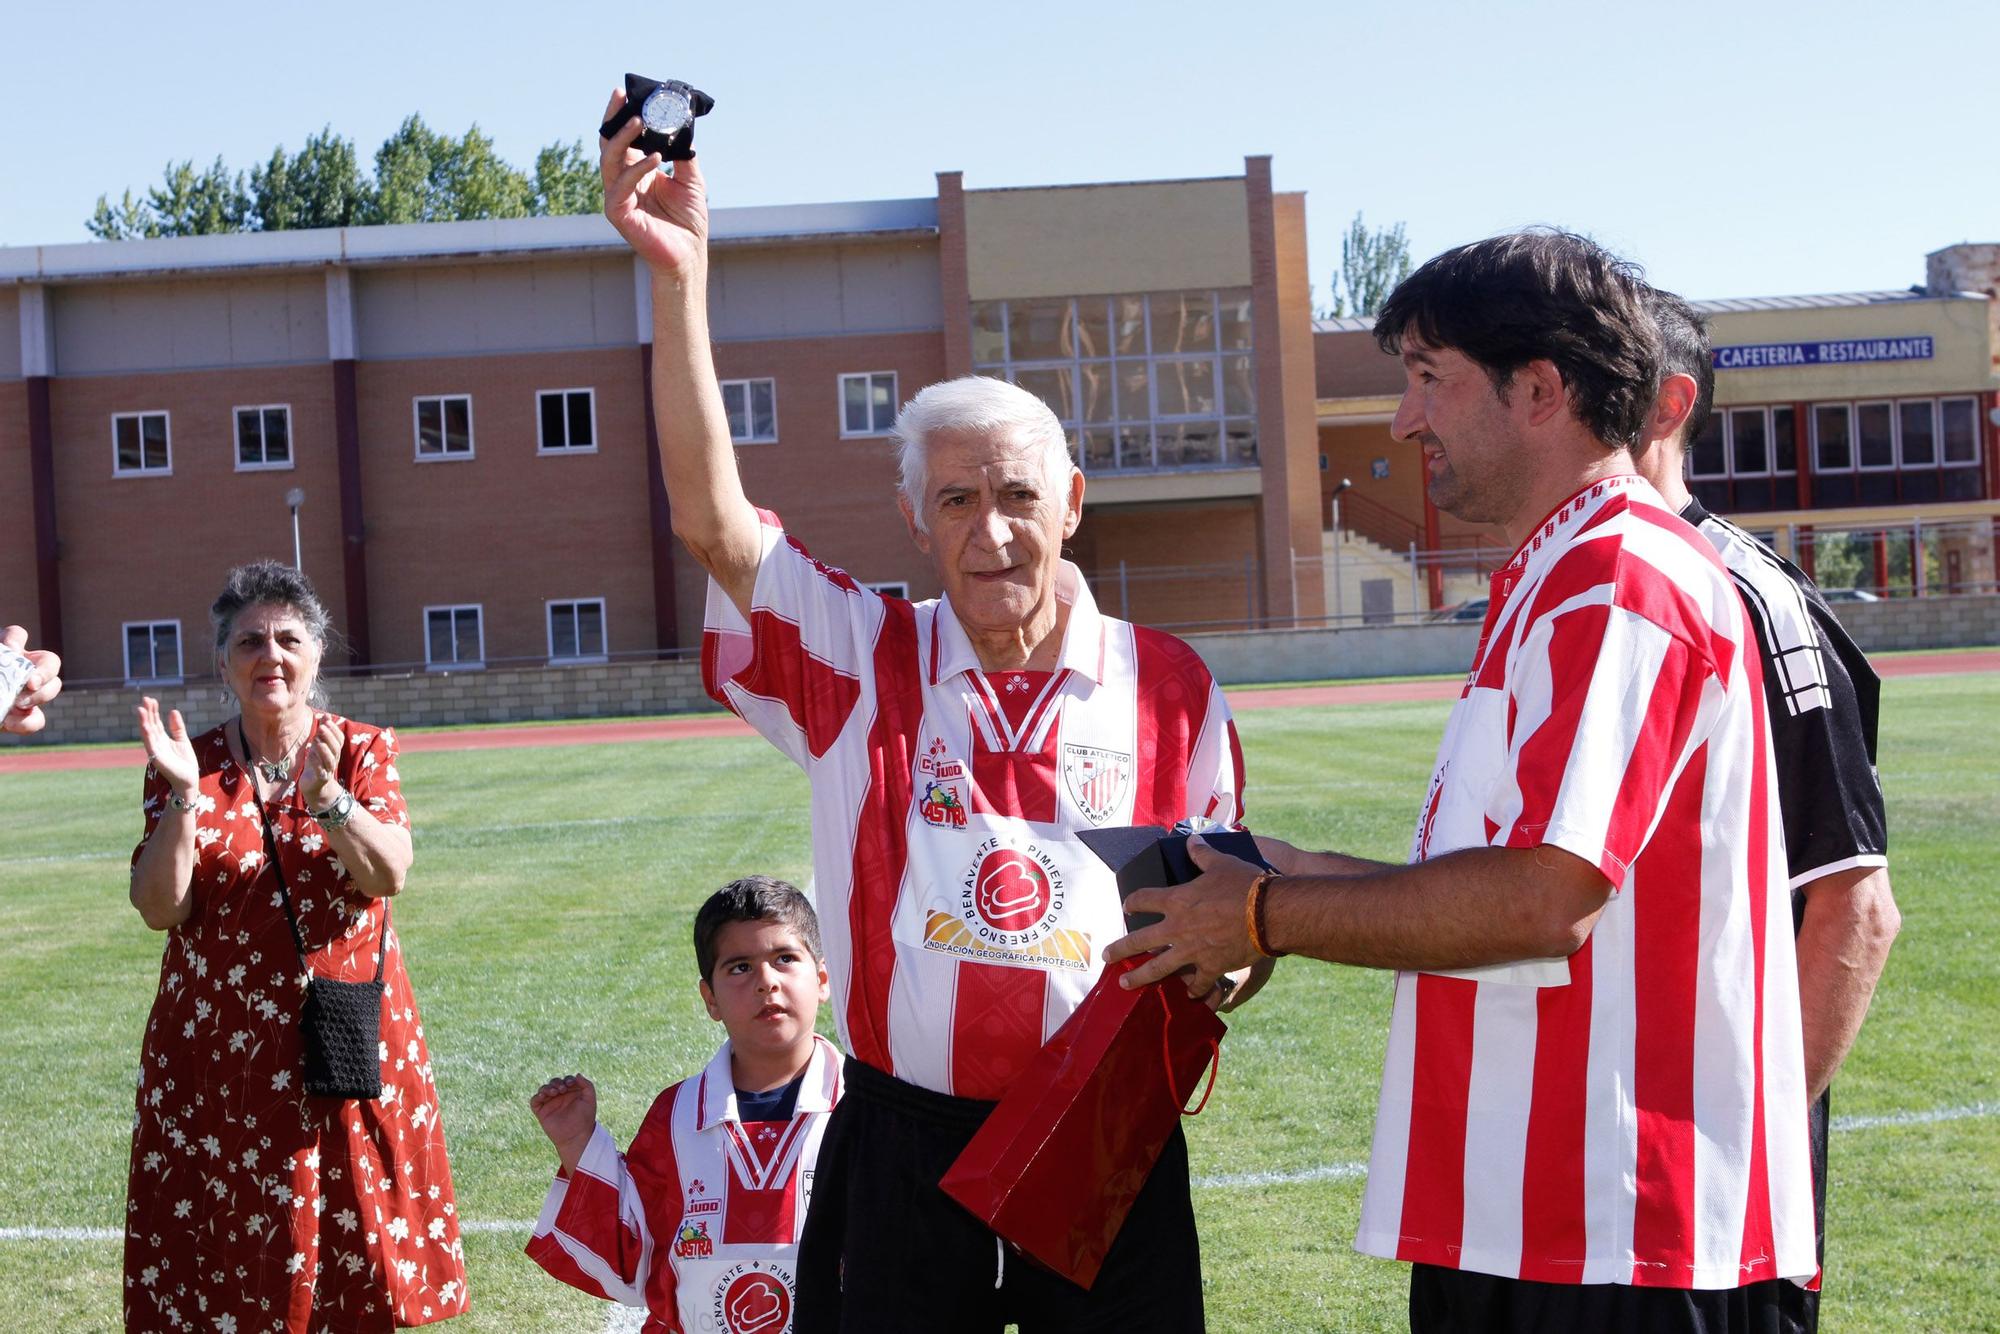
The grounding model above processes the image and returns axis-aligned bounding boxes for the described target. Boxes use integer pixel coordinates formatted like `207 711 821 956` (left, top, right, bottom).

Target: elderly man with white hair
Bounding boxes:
600 96 1259 1332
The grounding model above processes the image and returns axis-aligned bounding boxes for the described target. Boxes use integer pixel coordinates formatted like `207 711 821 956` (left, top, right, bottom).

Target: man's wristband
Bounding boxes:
1245 872 1286 958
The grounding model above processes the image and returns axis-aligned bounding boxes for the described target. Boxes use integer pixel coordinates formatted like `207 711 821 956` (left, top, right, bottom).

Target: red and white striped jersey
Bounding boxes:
703 514 1245 1099
1355 476 1817 1289
525 1035 841 1334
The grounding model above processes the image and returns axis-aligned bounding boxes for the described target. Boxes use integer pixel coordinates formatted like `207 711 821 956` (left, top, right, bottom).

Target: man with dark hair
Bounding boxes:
1635 287 1901 1331
1110 230 1818 1332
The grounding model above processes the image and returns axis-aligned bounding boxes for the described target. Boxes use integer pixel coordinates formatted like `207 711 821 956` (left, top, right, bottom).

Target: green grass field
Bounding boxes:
2 675 1995 1331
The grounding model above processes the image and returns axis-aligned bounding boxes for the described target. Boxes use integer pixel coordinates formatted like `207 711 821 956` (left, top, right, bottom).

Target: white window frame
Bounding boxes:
1811 402 1855 475
232 403 295 472
1768 403 1800 477
720 377 780 444
862 580 909 600
838 371 898 438
413 394 476 462
111 410 172 478
536 388 598 455
1939 395 1982 468
1853 399 1898 473
1725 406 1774 479
1895 398 1940 469
545 597 609 664
1687 411 1729 479
122 619 183 686
423 604 486 670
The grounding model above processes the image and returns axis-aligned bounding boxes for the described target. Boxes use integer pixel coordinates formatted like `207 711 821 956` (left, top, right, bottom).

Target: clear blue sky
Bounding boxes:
4 0 1991 303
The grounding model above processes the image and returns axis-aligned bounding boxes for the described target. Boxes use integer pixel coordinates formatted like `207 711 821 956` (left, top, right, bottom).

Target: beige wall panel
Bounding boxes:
1708 298 1993 404
46 364 344 684
1315 327 1402 398
709 242 941 341
352 348 656 669
0 288 20 381
964 180 1250 301
52 274 328 374
354 257 638 359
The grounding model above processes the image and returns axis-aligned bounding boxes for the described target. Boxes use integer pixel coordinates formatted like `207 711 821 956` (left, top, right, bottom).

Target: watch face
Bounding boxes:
641 86 694 137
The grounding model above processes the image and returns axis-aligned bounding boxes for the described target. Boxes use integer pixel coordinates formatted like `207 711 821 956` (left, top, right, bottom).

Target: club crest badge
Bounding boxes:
1061 744 1132 825
713 1260 794 1334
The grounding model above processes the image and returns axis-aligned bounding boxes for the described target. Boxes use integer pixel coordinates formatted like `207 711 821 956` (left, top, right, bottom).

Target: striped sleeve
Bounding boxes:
1495 595 1709 891
701 510 875 769
524 1123 654 1309
1187 677 1249 829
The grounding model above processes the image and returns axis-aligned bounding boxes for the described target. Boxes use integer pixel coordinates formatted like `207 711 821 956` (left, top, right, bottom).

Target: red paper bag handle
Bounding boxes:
1158 987 1221 1117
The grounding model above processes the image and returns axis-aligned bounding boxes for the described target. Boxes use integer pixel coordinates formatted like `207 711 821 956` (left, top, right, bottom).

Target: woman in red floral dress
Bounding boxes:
126 562 468 1333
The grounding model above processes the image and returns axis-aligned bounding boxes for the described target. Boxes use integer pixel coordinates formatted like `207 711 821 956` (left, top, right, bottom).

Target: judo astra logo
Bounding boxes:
716 1266 792 1334
974 849 1052 931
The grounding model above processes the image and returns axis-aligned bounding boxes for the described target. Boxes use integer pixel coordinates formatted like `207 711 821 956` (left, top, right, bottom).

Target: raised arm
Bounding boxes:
599 89 762 618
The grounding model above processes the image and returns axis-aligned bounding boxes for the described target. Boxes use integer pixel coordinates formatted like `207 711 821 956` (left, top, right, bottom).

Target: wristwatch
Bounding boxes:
312 786 357 831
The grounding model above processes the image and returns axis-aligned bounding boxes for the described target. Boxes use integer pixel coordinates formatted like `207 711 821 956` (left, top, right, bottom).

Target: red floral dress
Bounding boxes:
124 717 468 1333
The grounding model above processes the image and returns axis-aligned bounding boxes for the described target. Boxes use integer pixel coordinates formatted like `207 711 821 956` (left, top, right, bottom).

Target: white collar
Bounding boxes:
927 561 1107 687
695 1033 841 1131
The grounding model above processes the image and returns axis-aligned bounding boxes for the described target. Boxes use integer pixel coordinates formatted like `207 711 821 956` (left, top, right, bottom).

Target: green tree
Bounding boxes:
251 127 368 231
146 157 251 237
86 188 157 241
1326 212 1414 318
531 139 603 217
88 118 604 238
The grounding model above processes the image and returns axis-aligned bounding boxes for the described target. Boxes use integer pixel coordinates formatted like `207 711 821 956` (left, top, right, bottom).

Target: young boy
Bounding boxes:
527 876 839 1334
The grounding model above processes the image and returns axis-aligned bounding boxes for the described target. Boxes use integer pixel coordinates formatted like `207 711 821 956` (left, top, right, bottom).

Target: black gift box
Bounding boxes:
1078 825 1272 931
599 73 714 162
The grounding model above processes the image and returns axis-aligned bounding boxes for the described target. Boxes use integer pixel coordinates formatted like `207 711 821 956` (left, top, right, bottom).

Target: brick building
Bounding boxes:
1315 247 2000 617
1 158 1324 687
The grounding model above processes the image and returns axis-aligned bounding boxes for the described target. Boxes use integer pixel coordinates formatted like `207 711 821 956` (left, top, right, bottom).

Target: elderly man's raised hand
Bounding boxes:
600 88 708 280
2 625 61 735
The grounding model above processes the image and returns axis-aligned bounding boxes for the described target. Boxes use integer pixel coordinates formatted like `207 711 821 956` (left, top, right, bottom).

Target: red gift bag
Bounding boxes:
939 955 1224 1289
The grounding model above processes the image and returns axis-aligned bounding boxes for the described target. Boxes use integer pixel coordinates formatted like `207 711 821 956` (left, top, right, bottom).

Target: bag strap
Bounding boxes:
238 720 387 986
1157 986 1221 1118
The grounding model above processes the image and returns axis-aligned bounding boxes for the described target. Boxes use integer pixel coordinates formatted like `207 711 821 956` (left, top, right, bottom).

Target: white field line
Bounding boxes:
5 1101 1991 1247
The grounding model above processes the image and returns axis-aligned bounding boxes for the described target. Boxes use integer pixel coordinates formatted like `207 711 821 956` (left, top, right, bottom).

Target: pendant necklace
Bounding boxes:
239 719 297 787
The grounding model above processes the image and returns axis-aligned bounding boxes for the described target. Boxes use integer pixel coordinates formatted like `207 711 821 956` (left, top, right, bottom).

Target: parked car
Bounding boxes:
1820 588 1881 603
1429 597 1489 622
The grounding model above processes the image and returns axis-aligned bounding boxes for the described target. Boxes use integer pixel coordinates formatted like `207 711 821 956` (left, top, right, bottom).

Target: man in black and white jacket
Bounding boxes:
1634 286 1902 1331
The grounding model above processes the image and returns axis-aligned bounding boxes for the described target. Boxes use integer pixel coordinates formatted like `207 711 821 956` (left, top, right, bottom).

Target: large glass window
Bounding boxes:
1856 402 1894 469
1897 400 1937 466
1813 404 1853 472
970 288 1256 473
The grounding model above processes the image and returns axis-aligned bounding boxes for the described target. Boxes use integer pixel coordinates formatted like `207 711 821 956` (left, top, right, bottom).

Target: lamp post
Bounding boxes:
284 487 305 572
1330 477 1352 625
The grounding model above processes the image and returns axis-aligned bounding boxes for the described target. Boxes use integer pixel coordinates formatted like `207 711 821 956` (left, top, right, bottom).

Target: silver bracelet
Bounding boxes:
312 787 357 831
166 790 198 813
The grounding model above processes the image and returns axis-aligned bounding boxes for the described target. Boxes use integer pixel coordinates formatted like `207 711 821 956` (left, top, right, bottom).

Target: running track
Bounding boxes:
5 648 1994 776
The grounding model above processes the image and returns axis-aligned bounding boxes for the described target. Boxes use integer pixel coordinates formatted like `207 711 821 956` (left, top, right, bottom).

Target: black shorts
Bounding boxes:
1409 1265 1811 1334
795 1055 1205 1334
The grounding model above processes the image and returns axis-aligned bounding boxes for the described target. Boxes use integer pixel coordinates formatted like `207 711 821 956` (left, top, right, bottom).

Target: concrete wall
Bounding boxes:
16 658 715 747
710 241 941 341
354 258 637 359
1823 592 2000 653
15 595 1997 747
